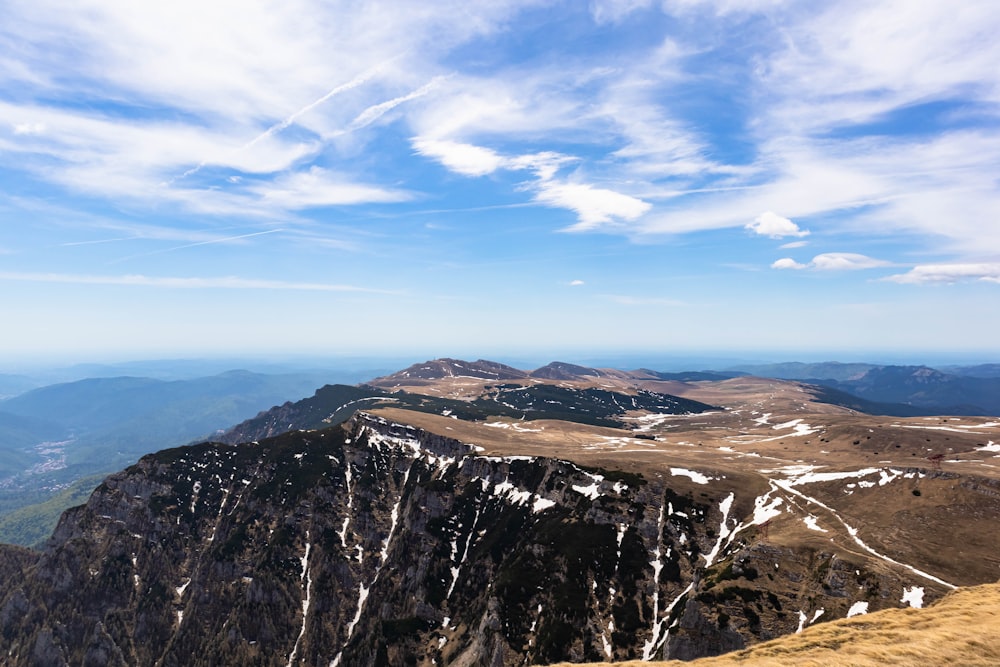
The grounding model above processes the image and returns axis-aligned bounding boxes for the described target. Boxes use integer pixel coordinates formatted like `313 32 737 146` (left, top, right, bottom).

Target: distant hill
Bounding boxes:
727 362 878 381
0 373 39 400
730 362 1000 416
818 366 1000 416
369 358 528 387
0 369 340 545
530 361 606 380
940 363 1000 378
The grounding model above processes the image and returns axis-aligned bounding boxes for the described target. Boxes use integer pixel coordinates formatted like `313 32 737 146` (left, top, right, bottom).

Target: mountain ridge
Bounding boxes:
3 411 979 665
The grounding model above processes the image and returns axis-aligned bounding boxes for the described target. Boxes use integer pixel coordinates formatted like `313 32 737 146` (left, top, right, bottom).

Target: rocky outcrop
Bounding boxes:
0 414 935 666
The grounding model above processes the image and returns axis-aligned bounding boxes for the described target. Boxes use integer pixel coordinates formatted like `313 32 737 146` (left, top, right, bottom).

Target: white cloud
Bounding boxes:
771 257 806 270
412 138 506 176
885 263 1000 285
773 252 888 271
537 181 652 229
780 240 809 249
412 136 641 229
747 211 809 238
569 279 585 286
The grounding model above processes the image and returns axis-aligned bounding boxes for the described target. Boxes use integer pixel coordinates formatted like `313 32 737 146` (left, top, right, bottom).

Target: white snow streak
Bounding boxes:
773 479 956 590
286 534 313 667
338 463 354 548
642 503 668 661
448 506 481 599
702 493 735 566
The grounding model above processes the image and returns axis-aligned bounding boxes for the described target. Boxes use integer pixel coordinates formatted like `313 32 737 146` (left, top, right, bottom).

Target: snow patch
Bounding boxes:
846 601 869 618
901 586 924 608
572 483 601 500
532 497 556 513
803 515 827 532
669 467 712 484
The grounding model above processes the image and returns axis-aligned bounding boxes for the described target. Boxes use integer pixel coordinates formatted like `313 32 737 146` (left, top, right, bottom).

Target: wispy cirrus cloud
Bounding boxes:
248 167 411 210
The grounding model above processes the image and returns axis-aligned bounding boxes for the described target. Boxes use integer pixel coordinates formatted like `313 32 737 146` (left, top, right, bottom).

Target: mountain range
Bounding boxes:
2 357 999 665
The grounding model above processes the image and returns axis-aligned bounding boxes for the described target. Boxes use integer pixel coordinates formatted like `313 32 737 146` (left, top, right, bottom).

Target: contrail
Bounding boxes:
335 75 450 136
109 229 284 264
60 236 141 246
170 55 404 183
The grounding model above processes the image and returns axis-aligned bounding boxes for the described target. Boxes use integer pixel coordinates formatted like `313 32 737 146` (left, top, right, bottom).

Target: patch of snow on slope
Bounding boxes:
669 467 712 484
786 467 882 486
879 469 901 486
572 482 601 500
846 601 869 618
796 610 807 633
772 419 819 436
532 497 556 513
752 490 784 525
977 441 1000 453
803 515 827 532
901 586 924 608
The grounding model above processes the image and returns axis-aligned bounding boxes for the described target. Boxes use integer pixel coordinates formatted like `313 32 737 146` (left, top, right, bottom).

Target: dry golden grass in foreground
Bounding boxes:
544 581 1000 667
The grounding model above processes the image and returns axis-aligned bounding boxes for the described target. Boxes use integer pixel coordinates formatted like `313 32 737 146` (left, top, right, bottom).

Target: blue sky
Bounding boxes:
1 0 999 363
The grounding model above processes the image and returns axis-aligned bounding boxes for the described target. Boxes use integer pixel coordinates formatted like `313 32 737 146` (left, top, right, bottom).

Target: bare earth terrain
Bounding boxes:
370 368 1000 594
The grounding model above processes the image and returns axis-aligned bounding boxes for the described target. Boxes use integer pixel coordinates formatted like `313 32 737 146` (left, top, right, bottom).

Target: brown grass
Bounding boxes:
542 581 1000 667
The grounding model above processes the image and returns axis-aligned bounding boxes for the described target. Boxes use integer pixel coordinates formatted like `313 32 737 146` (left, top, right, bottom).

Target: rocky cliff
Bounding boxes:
0 413 949 666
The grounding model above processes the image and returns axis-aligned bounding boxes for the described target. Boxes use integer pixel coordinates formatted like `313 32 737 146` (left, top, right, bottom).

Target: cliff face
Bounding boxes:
0 414 931 666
